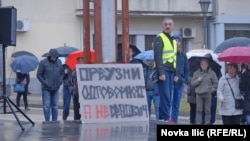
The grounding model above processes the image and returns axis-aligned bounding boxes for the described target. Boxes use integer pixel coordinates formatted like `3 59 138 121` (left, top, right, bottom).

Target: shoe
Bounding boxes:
63 117 67 120
167 119 176 124
25 107 30 111
158 119 168 122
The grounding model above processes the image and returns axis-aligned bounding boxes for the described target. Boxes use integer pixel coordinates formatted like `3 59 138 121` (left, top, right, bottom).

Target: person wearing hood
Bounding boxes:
37 48 63 121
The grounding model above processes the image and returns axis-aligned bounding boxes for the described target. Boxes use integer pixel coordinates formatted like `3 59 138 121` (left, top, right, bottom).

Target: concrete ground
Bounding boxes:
0 94 223 141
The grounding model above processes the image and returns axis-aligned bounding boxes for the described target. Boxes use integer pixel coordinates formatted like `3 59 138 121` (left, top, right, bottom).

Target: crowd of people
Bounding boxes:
149 16 248 125
16 16 249 125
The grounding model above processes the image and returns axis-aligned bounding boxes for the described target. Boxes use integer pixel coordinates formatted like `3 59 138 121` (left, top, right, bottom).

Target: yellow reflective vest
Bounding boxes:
158 33 177 69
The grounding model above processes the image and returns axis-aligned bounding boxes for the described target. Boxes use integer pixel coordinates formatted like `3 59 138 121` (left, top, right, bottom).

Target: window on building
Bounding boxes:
117 35 136 45
225 30 250 39
92 34 136 49
145 35 156 50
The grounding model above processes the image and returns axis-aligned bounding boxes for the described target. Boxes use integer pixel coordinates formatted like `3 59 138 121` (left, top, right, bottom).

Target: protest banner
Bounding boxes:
76 64 149 123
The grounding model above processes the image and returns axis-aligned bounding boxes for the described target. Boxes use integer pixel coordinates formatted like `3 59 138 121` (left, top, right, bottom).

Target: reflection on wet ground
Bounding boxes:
0 120 154 141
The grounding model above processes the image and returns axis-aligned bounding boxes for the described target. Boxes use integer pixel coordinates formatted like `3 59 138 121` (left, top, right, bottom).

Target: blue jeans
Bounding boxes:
170 84 184 123
245 115 250 125
42 89 59 121
146 91 160 120
63 86 72 120
158 71 174 121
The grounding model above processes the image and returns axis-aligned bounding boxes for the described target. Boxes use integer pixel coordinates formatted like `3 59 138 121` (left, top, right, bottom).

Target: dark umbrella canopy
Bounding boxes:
55 45 79 57
188 53 222 77
11 51 35 58
117 43 141 63
214 37 250 53
42 45 79 57
10 55 39 74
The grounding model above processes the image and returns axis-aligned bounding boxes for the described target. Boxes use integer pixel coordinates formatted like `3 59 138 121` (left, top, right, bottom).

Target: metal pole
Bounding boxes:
115 0 118 63
94 0 102 63
83 0 90 63
122 0 129 63
203 15 207 49
2 45 6 113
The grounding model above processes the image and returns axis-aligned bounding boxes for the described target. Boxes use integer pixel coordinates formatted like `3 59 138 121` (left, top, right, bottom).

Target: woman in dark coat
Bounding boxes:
16 72 30 111
239 62 250 125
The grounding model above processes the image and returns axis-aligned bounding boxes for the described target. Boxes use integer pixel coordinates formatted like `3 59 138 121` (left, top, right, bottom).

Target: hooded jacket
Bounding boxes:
37 49 63 90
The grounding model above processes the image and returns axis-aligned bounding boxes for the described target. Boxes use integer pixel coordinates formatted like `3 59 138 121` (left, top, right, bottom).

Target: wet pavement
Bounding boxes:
0 95 222 141
0 111 222 141
0 118 152 141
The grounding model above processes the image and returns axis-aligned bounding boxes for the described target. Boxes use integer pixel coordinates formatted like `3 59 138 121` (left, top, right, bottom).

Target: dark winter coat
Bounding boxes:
153 32 176 76
239 68 250 115
175 51 190 87
37 57 63 90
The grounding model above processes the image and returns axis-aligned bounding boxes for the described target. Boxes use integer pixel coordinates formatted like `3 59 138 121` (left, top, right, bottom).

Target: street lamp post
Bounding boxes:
199 0 211 49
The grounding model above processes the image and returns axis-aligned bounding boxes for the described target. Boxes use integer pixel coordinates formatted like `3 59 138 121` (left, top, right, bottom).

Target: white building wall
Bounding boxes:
1 0 250 93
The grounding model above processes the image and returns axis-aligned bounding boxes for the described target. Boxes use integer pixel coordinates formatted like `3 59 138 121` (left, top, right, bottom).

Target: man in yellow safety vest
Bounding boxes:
153 17 177 122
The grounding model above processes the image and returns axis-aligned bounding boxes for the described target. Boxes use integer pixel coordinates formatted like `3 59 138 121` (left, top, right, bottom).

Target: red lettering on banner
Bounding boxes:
84 104 92 119
96 105 110 119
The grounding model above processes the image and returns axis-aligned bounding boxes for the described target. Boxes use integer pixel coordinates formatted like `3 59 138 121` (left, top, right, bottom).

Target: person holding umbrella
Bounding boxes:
70 56 84 120
15 72 30 111
62 64 73 120
37 49 63 122
217 63 243 125
191 58 218 125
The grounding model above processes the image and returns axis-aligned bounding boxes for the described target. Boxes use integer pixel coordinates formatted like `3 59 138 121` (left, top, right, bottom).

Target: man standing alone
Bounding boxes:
153 17 177 122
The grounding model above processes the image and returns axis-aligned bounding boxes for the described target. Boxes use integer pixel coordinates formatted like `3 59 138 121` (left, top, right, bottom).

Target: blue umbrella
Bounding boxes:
10 55 39 74
134 50 154 60
11 51 35 58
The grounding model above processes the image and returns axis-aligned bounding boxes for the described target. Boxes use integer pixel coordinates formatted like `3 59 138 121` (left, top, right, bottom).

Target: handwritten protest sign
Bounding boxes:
76 64 149 123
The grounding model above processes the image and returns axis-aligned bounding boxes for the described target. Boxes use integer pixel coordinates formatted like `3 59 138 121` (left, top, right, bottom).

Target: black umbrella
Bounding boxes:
188 53 222 77
214 37 250 53
42 45 79 57
42 52 49 57
11 51 36 58
117 43 141 62
55 45 79 57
